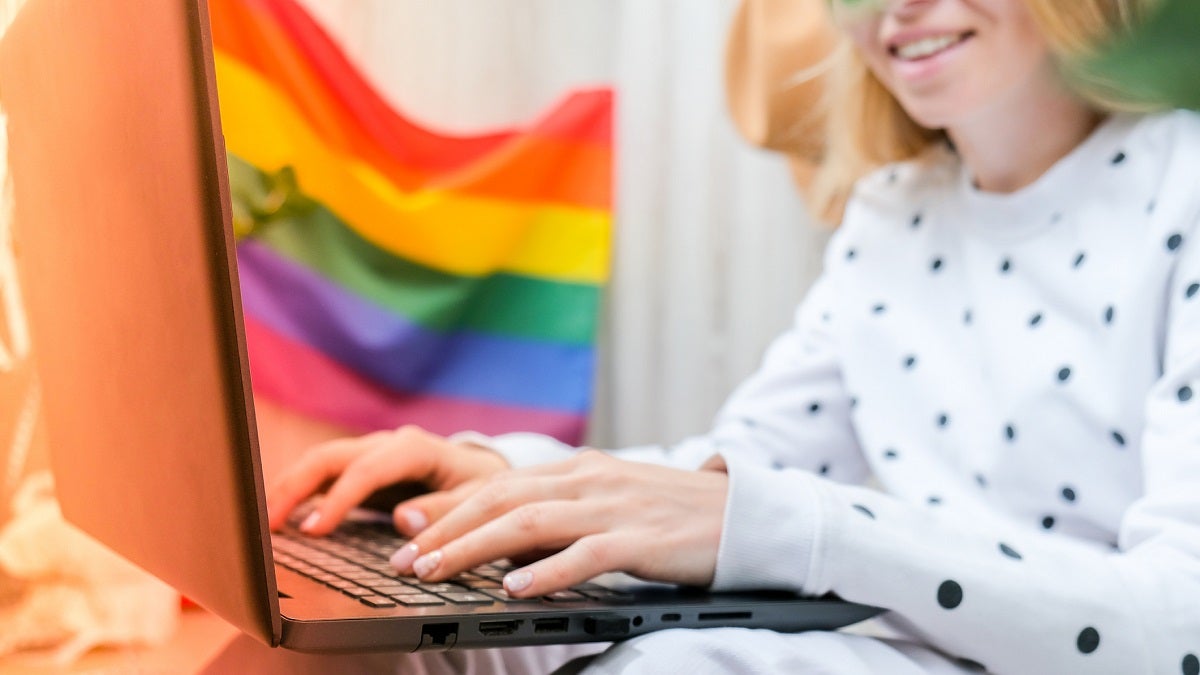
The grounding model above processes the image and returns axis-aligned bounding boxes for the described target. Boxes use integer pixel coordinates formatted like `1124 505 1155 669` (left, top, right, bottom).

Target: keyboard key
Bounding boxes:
544 590 588 602
359 595 397 608
371 583 419 594
341 570 387 581
416 583 468 594
579 589 636 603
481 589 543 604
439 592 494 605
396 594 446 606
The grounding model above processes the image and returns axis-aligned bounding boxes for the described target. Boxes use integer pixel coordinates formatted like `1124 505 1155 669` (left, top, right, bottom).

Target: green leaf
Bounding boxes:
1071 0 1200 111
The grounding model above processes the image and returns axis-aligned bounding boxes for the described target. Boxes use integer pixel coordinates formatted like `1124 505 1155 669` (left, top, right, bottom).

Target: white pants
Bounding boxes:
203 628 979 674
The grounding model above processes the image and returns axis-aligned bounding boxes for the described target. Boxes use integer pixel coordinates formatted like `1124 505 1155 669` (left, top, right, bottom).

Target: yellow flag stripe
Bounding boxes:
215 53 610 283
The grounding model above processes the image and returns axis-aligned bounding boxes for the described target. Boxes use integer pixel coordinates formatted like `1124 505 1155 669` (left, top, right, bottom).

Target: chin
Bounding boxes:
897 106 948 132
893 96 966 134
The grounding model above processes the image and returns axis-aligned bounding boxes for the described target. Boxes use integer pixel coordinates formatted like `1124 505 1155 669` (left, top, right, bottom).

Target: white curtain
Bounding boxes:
294 0 831 448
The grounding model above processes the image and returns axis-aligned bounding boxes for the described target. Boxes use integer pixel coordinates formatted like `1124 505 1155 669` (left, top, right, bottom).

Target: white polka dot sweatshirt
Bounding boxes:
464 110 1200 674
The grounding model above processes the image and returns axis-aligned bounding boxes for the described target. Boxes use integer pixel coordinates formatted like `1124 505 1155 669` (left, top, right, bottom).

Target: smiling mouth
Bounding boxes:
889 31 975 61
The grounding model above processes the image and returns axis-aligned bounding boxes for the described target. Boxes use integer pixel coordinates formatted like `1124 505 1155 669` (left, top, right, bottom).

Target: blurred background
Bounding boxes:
0 0 826 531
1 0 1191 667
0 3 822 664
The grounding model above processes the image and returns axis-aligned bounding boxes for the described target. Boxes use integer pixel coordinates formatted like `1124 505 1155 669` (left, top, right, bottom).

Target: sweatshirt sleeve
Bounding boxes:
711 228 1200 675
458 260 871 485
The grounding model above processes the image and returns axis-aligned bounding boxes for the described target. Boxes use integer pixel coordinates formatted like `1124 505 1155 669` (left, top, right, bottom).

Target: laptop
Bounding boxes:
0 0 881 652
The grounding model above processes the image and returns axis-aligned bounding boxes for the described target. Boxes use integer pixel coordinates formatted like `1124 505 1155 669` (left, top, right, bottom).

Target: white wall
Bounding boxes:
294 0 829 448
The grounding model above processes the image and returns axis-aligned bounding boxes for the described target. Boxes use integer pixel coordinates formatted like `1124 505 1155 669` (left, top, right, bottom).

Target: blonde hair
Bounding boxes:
810 0 1161 224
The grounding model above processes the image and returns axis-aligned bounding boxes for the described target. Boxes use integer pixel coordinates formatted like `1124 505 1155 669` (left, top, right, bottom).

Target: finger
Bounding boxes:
502 534 628 598
391 481 479 537
400 500 602 581
402 474 572 565
265 434 389 531
301 441 434 536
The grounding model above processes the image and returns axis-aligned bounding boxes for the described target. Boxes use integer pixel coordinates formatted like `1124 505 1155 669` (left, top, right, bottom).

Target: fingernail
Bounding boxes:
299 512 321 533
412 550 443 578
389 543 420 571
399 508 428 534
504 570 533 594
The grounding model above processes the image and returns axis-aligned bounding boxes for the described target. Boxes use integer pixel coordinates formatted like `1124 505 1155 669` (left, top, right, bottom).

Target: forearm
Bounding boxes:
712 459 1198 674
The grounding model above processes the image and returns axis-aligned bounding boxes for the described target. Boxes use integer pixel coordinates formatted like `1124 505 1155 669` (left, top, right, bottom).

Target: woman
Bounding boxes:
268 1 1200 672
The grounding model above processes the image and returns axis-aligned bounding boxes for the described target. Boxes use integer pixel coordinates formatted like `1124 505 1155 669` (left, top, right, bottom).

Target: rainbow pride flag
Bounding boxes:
208 0 612 444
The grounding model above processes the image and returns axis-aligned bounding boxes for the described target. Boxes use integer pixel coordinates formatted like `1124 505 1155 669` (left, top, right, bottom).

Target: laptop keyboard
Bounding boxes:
272 519 632 610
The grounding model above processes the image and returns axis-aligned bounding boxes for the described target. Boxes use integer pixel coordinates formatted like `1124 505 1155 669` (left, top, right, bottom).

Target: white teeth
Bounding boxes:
894 34 963 60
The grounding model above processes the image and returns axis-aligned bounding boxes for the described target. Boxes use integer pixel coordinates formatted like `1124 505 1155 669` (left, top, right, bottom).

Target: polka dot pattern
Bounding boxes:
728 117 1200 673
937 580 963 609
1076 627 1100 654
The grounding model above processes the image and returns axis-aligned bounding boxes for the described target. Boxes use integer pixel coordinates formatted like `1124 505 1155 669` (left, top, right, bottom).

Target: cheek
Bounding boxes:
854 44 895 93
974 30 1053 97
846 24 891 79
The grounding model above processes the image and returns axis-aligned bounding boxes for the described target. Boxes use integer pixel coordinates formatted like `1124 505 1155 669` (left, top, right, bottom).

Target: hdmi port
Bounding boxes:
479 619 523 636
533 617 569 634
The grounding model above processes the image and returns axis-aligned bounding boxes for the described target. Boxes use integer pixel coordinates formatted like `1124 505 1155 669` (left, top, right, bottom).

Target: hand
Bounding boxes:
389 450 730 597
266 425 510 536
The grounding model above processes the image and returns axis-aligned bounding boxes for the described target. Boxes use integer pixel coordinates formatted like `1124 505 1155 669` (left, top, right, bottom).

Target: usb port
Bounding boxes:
533 617 569 634
478 619 522 636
